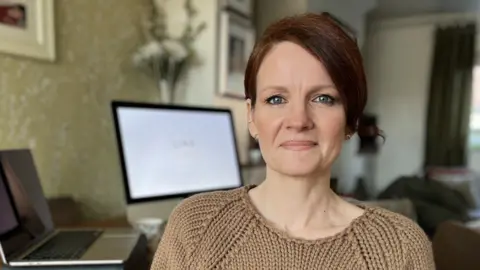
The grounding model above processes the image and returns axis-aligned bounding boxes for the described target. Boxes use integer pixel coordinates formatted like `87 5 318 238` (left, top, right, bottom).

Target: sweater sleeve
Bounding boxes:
150 203 189 270
403 223 436 269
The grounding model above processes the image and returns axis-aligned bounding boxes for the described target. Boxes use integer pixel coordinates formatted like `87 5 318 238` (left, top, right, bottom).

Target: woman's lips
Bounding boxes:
280 140 318 151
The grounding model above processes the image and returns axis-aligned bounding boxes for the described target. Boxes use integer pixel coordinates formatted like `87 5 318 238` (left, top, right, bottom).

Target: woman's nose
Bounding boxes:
285 104 314 131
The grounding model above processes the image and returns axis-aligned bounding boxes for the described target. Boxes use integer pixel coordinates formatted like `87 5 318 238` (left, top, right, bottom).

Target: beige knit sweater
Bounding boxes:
151 185 435 269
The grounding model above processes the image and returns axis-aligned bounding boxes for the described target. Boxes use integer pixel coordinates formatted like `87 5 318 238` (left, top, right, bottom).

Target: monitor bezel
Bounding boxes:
111 100 244 205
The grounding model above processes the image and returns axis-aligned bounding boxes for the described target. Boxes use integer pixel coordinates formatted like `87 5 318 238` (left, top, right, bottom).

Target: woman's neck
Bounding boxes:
250 167 341 232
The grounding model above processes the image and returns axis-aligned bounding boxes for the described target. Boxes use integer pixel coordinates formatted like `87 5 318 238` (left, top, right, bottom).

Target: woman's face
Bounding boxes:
247 41 347 177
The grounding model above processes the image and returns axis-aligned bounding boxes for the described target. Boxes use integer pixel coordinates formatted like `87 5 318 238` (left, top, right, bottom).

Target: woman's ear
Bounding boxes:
246 99 258 139
246 99 253 122
344 124 354 138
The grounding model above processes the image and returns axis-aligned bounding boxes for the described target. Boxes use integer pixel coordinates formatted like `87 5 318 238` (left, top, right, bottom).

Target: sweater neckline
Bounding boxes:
240 184 373 245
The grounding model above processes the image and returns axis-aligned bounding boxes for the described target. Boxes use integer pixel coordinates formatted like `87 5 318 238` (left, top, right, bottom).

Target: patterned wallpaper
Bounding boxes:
0 0 159 218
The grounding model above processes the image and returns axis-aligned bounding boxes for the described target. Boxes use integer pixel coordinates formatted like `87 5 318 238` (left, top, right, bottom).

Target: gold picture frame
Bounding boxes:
0 0 55 61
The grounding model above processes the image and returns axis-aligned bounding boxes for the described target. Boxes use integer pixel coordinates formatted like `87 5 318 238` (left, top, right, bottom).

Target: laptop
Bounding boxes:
0 149 141 267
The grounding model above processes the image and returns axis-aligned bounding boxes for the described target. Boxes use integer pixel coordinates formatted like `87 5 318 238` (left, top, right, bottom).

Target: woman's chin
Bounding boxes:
275 162 324 178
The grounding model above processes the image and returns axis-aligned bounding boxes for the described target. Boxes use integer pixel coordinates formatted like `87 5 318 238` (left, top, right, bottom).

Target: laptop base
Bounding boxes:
3 234 149 270
4 266 126 270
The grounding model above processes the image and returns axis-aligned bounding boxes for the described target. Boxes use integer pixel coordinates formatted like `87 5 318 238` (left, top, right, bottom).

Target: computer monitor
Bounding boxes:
111 101 243 220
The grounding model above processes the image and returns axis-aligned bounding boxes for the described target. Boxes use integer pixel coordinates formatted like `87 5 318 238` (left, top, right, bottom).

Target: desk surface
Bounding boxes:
65 216 130 228
0 216 130 269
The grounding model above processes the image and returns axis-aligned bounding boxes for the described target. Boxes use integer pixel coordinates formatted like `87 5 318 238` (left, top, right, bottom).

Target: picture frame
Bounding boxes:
218 10 255 99
0 0 56 61
222 0 252 17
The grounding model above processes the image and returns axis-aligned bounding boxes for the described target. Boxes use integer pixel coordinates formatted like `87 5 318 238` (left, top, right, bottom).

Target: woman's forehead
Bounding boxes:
256 42 333 87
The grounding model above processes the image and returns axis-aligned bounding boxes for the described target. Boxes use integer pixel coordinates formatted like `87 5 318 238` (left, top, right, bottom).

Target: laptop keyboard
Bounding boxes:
22 230 102 260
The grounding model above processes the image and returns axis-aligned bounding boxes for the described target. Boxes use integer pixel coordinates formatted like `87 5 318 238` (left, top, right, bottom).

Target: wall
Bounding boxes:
365 13 480 193
366 19 434 193
308 0 377 50
161 0 218 107
255 0 308 37
372 0 480 19
0 0 159 219
371 0 441 19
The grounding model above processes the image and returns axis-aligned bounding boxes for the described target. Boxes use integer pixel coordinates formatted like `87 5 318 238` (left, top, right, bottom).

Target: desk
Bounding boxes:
68 216 131 228
0 216 133 269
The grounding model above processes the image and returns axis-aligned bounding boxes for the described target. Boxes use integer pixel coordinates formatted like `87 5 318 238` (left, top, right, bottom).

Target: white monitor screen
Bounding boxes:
112 102 242 202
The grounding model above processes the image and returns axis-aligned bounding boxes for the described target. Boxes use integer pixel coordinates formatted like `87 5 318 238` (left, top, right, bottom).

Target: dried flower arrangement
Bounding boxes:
132 0 206 103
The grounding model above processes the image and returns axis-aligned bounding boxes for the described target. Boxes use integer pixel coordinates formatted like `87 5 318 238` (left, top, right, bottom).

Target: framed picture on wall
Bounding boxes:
218 10 255 99
222 0 253 17
0 0 55 61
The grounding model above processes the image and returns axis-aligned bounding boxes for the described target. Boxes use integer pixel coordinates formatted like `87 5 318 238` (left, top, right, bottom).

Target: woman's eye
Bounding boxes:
313 95 336 105
265 95 285 105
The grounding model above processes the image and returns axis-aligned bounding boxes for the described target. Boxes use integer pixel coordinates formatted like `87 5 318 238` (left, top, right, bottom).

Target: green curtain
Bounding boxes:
424 23 476 168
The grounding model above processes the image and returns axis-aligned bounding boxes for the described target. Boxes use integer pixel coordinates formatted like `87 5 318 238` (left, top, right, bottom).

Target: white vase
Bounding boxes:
158 80 174 104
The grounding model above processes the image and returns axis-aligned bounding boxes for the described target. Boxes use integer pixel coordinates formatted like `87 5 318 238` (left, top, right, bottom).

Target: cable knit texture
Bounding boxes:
151 185 435 269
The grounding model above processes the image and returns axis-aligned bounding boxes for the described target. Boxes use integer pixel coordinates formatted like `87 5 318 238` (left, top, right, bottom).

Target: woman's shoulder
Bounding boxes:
355 205 429 243
167 186 246 228
352 205 435 268
362 205 426 236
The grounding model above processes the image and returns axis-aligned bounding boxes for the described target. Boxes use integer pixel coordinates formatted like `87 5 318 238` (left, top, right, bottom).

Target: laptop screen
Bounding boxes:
0 150 54 261
0 171 19 236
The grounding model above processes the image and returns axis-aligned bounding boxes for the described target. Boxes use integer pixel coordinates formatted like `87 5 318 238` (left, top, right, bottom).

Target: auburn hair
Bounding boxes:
244 12 378 136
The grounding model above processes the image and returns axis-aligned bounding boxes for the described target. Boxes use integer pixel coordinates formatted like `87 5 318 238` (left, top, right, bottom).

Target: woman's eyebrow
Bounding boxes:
259 84 336 93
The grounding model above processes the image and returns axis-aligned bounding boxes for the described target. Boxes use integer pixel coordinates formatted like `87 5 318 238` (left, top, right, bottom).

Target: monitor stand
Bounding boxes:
126 197 185 223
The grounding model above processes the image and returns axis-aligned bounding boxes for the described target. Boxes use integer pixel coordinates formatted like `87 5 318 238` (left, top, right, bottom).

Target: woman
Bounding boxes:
151 13 435 269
